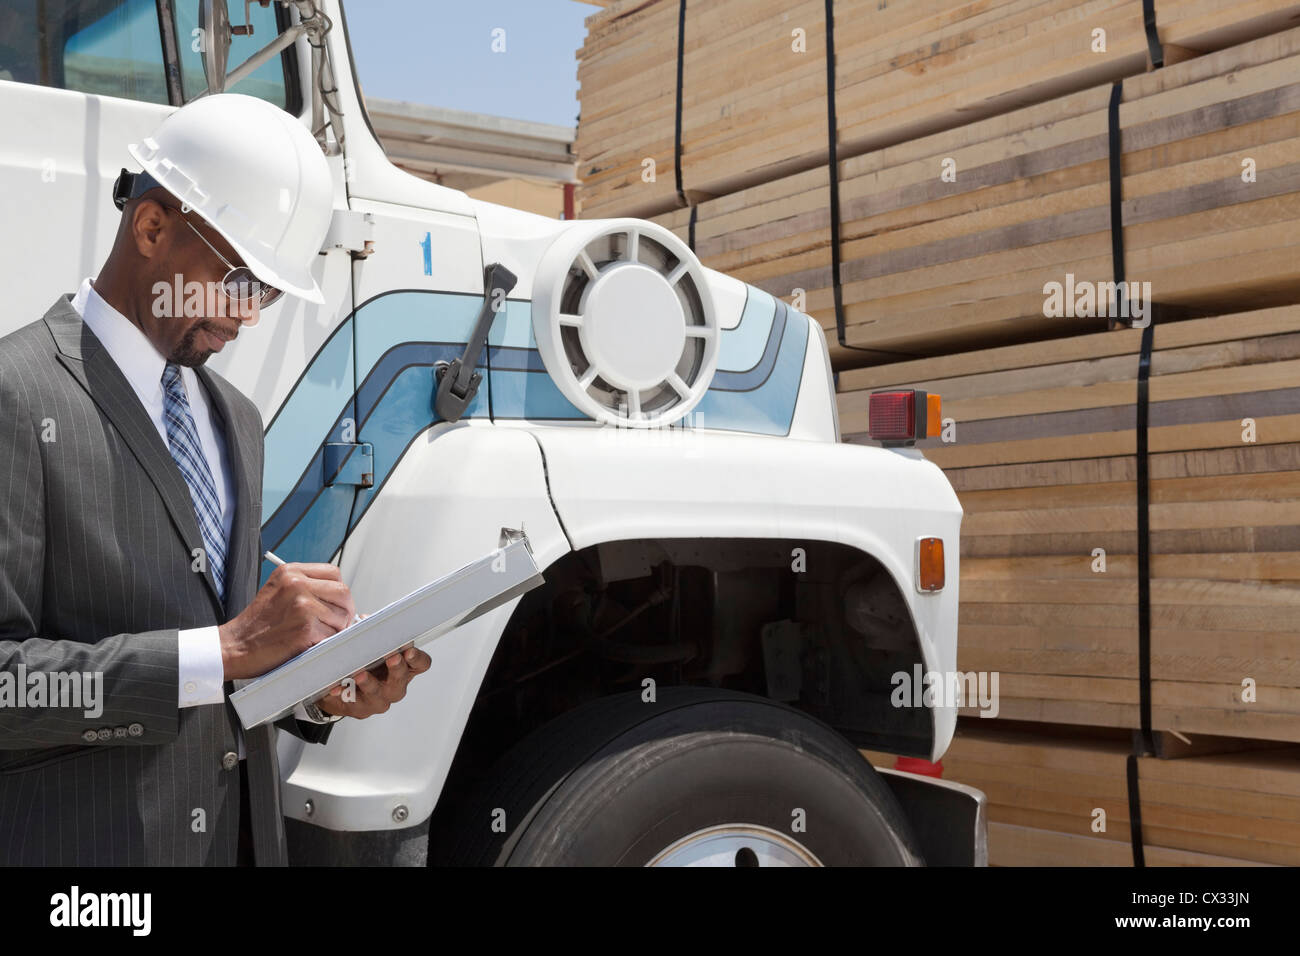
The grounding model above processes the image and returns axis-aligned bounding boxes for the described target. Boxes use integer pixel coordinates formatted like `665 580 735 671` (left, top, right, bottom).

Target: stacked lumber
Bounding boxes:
578 0 829 220
838 305 1300 741
577 0 1300 865
863 723 1300 866
578 0 1300 221
649 22 1300 366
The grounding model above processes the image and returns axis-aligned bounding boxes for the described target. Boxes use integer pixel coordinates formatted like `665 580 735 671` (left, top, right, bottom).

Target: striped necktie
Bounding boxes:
161 361 227 601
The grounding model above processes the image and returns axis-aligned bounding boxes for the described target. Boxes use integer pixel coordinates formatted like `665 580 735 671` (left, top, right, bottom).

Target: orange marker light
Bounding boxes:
926 393 942 439
918 537 945 592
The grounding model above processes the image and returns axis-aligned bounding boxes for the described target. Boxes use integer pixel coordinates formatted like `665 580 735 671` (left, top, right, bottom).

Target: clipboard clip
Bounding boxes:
498 525 530 550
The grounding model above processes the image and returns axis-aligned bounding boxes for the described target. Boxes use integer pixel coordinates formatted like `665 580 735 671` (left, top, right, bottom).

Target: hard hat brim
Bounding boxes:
233 244 328 307
125 146 328 307
207 222 329 307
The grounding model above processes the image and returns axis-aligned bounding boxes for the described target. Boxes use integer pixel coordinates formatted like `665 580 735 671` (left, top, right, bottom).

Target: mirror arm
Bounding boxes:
221 22 307 90
194 1 342 155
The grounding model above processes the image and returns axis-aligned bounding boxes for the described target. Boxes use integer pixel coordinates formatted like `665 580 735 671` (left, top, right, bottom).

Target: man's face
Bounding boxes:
137 200 263 368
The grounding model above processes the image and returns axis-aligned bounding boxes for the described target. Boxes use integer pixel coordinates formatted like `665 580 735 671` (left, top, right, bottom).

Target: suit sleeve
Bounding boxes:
0 375 180 749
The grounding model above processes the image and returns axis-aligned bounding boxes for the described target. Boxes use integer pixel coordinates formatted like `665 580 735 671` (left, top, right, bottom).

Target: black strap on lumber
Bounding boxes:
674 0 689 209
824 0 847 348
1142 0 1165 70
1136 317 1156 759
673 2 702 256
1108 82 1126 315
1111 75 1156 753
823 0 917 360
1126 753 1147 867
1110 74 1156 867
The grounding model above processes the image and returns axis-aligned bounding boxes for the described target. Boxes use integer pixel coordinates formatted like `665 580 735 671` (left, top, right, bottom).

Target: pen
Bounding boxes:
263 550 363 626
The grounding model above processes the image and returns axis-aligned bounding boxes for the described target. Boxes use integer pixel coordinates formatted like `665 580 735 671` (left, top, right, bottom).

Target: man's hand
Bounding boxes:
219 563 357 680
315 646 432 719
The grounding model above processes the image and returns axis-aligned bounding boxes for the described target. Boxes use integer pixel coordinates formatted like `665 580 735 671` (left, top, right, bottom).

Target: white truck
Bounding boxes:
0 0 983 866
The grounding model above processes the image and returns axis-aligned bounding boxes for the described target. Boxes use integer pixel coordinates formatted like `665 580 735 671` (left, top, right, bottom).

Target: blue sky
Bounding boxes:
341 0 598 128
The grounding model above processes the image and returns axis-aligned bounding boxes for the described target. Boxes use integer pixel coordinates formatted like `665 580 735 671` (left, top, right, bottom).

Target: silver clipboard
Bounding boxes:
229 528 543 729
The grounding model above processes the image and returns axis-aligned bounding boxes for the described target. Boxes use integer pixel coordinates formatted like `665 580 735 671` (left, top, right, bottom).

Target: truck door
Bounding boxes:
335 199 487 557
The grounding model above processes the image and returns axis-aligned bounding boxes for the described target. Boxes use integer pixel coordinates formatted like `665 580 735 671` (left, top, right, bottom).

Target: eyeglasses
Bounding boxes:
163 204 283 308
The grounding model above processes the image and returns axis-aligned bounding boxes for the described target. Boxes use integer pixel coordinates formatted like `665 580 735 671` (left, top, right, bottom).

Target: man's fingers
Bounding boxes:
315 648 431 719
287 562 343 581
378 655 409 700
305 593 350 634
302 577 356 622
269 562 356 627
353 669 392 713
354 668 381 699
322 671 365 703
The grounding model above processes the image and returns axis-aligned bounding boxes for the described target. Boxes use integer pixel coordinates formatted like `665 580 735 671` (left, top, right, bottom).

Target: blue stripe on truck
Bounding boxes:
261 284 809 570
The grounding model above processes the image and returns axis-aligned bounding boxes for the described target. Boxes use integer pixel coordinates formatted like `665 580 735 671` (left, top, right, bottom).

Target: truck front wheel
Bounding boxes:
431 687 924 866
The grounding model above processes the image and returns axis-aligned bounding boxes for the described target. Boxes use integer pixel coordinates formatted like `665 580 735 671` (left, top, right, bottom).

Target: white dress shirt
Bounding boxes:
69 278 326 734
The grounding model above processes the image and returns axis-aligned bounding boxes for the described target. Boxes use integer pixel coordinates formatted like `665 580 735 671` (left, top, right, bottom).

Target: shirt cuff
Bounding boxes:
178 626 226 708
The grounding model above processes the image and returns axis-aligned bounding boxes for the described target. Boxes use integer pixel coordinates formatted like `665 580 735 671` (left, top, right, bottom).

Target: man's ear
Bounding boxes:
130 198 169 261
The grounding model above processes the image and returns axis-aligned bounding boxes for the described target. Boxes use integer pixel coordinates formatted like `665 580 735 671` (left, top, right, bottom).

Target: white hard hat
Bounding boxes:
124 93 333 305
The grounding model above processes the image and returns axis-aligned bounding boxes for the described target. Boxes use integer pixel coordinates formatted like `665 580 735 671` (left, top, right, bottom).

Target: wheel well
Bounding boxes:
437 537 932 808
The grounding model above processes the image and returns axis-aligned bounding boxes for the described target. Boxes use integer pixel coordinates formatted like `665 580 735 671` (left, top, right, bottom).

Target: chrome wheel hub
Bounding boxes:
646 824 822 867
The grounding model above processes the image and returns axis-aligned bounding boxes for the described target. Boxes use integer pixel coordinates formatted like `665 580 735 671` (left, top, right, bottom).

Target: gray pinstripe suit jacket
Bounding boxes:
0 295 331 866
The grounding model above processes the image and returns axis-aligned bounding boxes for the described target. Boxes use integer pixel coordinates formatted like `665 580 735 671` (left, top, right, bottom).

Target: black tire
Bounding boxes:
431 687 924 866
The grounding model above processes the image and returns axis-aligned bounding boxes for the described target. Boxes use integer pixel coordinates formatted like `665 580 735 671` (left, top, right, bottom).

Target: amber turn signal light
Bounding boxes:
918 537 945 592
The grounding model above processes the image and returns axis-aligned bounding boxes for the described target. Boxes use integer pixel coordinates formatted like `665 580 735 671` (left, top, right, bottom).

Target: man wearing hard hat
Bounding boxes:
0 93 430 866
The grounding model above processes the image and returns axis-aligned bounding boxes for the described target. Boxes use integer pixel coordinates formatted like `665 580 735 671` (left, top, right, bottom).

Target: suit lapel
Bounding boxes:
43 297 226 616
196 366 259 619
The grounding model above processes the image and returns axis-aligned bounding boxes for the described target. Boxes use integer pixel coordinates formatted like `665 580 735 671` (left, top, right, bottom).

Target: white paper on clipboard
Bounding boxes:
229 528 543 729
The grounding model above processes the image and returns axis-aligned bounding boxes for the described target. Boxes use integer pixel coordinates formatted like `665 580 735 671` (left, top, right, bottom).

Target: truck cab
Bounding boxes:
0 0 977 866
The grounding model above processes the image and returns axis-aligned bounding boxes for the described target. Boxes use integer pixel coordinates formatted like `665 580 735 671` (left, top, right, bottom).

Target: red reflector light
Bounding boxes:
869 390 916 443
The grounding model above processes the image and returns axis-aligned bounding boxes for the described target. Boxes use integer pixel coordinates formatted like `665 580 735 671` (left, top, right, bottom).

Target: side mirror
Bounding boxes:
198 0 232 94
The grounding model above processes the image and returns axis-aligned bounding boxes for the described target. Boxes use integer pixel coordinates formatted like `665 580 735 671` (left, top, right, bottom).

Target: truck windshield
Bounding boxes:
0 0 293 111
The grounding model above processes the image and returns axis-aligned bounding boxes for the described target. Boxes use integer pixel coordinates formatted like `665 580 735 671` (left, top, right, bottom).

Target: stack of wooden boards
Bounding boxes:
863 725 1300 865
646 19 1300 364
576 2 1300 865
839 305 1300 742
578 0 1300 227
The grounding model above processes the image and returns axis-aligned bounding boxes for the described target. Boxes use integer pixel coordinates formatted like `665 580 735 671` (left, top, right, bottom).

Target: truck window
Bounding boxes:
1 0 297 112
171 1 296 109
2 0 168 103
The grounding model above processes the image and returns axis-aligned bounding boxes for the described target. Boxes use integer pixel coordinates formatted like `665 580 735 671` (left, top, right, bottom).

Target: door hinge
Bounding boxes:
321 209 375 258
323 442 374 488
